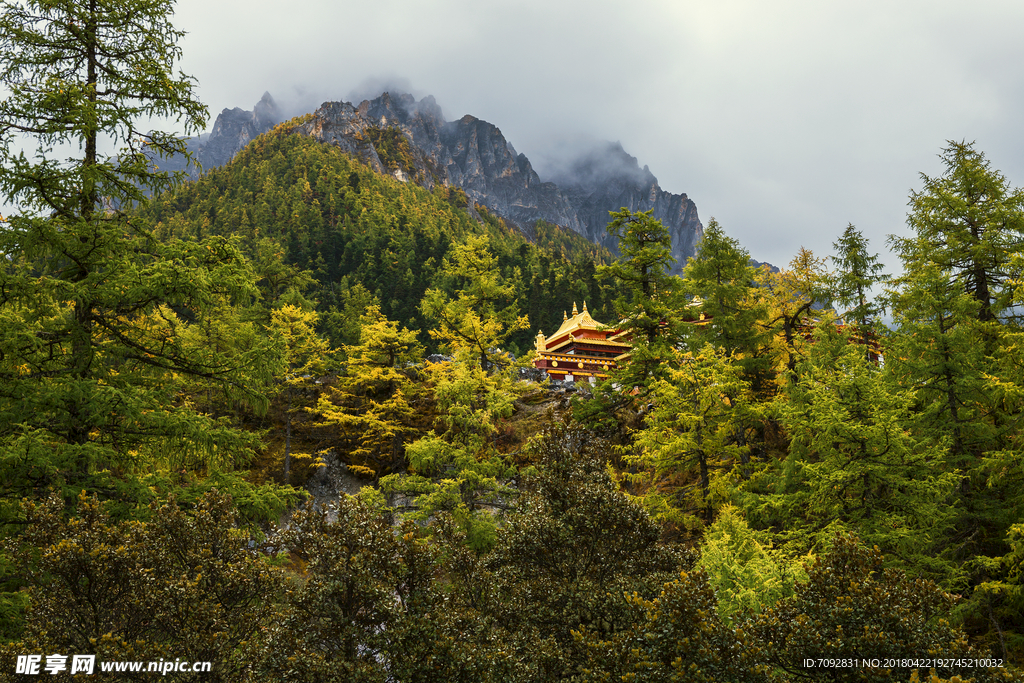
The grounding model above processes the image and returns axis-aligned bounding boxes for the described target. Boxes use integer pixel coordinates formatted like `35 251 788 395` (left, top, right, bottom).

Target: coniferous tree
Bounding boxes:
681 218 769 391
268 304 333 483
829 223 889 339
886 142 1024 565
598 208 682 395
575 209 683 429
314 306 424 479
760 319 959 584
696 506 808 624
757 247 829 388
0 0 279 510
893 141 1024 324
886 143 1024 658
628 343 751 530
421 234 529 371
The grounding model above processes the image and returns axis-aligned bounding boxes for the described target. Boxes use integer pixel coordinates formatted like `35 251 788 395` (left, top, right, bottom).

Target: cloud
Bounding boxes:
171 0 1024 271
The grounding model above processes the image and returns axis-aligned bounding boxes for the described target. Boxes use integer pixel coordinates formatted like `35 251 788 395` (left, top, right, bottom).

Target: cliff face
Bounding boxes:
194 91 703 269
158 92 280 179
200 92 280 170
548 140 704 265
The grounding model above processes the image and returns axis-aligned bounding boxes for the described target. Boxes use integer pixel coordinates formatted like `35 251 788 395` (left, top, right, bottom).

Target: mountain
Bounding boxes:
199 91 281 170
544 139 703 268
158 92 281 178
140 126 628 356
182 91 703 270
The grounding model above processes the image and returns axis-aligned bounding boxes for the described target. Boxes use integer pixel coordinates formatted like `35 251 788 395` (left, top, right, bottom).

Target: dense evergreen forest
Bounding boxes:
1 0 1024 681
139 125 623 357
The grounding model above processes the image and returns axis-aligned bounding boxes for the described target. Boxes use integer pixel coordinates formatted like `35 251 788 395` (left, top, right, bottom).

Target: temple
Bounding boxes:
532 301 630 382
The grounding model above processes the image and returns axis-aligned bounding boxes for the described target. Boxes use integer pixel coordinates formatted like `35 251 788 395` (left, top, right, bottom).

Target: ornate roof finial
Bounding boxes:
572 301 578 316
583 300 589 312
563 310 568 322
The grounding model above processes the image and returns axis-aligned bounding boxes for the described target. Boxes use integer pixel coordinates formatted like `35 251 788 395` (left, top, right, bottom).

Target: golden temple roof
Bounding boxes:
549 301 602 340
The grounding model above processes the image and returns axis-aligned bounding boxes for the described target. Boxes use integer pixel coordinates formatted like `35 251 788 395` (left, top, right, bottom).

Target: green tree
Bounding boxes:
758 320 958 583
751 534 1014 683
673 219 772 484
577 567 767 683
757 247 828 389
0 0 207 209
829 224 889 344
885 141 1023 486
421 234 529 370
381 347 518 552
258 495 515 683
696 505 808 624
485 426 685 681
313 305 424 479
0 0 278 508
627 343 751 530
269 304 333 483
598 208 682 395
886 143 1024 660
893 141 1024 324
1 491 282 682
681 219 764 371
257 495 405 683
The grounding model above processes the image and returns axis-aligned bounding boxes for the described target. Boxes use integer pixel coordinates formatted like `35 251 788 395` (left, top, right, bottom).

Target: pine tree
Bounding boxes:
628 343 751 530
758 247 829 388
598 208 682 394
762 319 959 584
893 141 1024 324
829 223 889 335
681 218 768 391
420 234 529 371
268 304 333 483
886 143 1023 553
313 306 423 480
0 0 279 507
887 143 1024 663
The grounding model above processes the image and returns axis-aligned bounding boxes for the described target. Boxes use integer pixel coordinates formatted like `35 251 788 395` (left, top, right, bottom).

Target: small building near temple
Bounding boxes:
532 302 630 382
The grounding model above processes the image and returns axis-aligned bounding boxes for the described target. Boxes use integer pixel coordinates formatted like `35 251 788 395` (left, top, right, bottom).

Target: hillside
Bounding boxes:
165 91 704 271
142 119 626 354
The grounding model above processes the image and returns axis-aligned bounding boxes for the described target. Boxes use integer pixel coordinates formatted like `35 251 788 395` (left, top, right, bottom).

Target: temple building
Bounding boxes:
532 302 630 382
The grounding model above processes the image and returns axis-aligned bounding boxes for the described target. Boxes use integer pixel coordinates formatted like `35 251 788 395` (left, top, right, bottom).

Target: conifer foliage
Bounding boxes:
0 0 279 510
4 0 1024 675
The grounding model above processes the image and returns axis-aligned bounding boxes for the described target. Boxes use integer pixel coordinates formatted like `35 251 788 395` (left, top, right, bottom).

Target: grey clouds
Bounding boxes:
174 0 1024 270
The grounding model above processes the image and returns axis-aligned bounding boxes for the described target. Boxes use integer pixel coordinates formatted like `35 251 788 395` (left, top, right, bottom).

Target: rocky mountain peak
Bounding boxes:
295 91 703 269
158 93 281 178
180 90 704 270
253 91 279 128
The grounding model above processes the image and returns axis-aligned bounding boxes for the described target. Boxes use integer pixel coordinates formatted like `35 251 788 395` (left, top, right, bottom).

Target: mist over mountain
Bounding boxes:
182 91 704 270
542 139 703 266
159 92 281 177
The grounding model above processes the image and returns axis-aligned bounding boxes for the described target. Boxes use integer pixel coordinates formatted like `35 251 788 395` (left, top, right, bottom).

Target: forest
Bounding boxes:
1 0 1023 681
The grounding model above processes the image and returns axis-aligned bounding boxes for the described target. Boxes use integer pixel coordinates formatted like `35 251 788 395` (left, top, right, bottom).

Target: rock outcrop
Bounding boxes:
199 91 280 170
158 92 280 179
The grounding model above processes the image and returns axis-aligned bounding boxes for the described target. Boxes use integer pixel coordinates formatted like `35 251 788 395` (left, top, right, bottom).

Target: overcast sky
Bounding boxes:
174 0 1024 271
